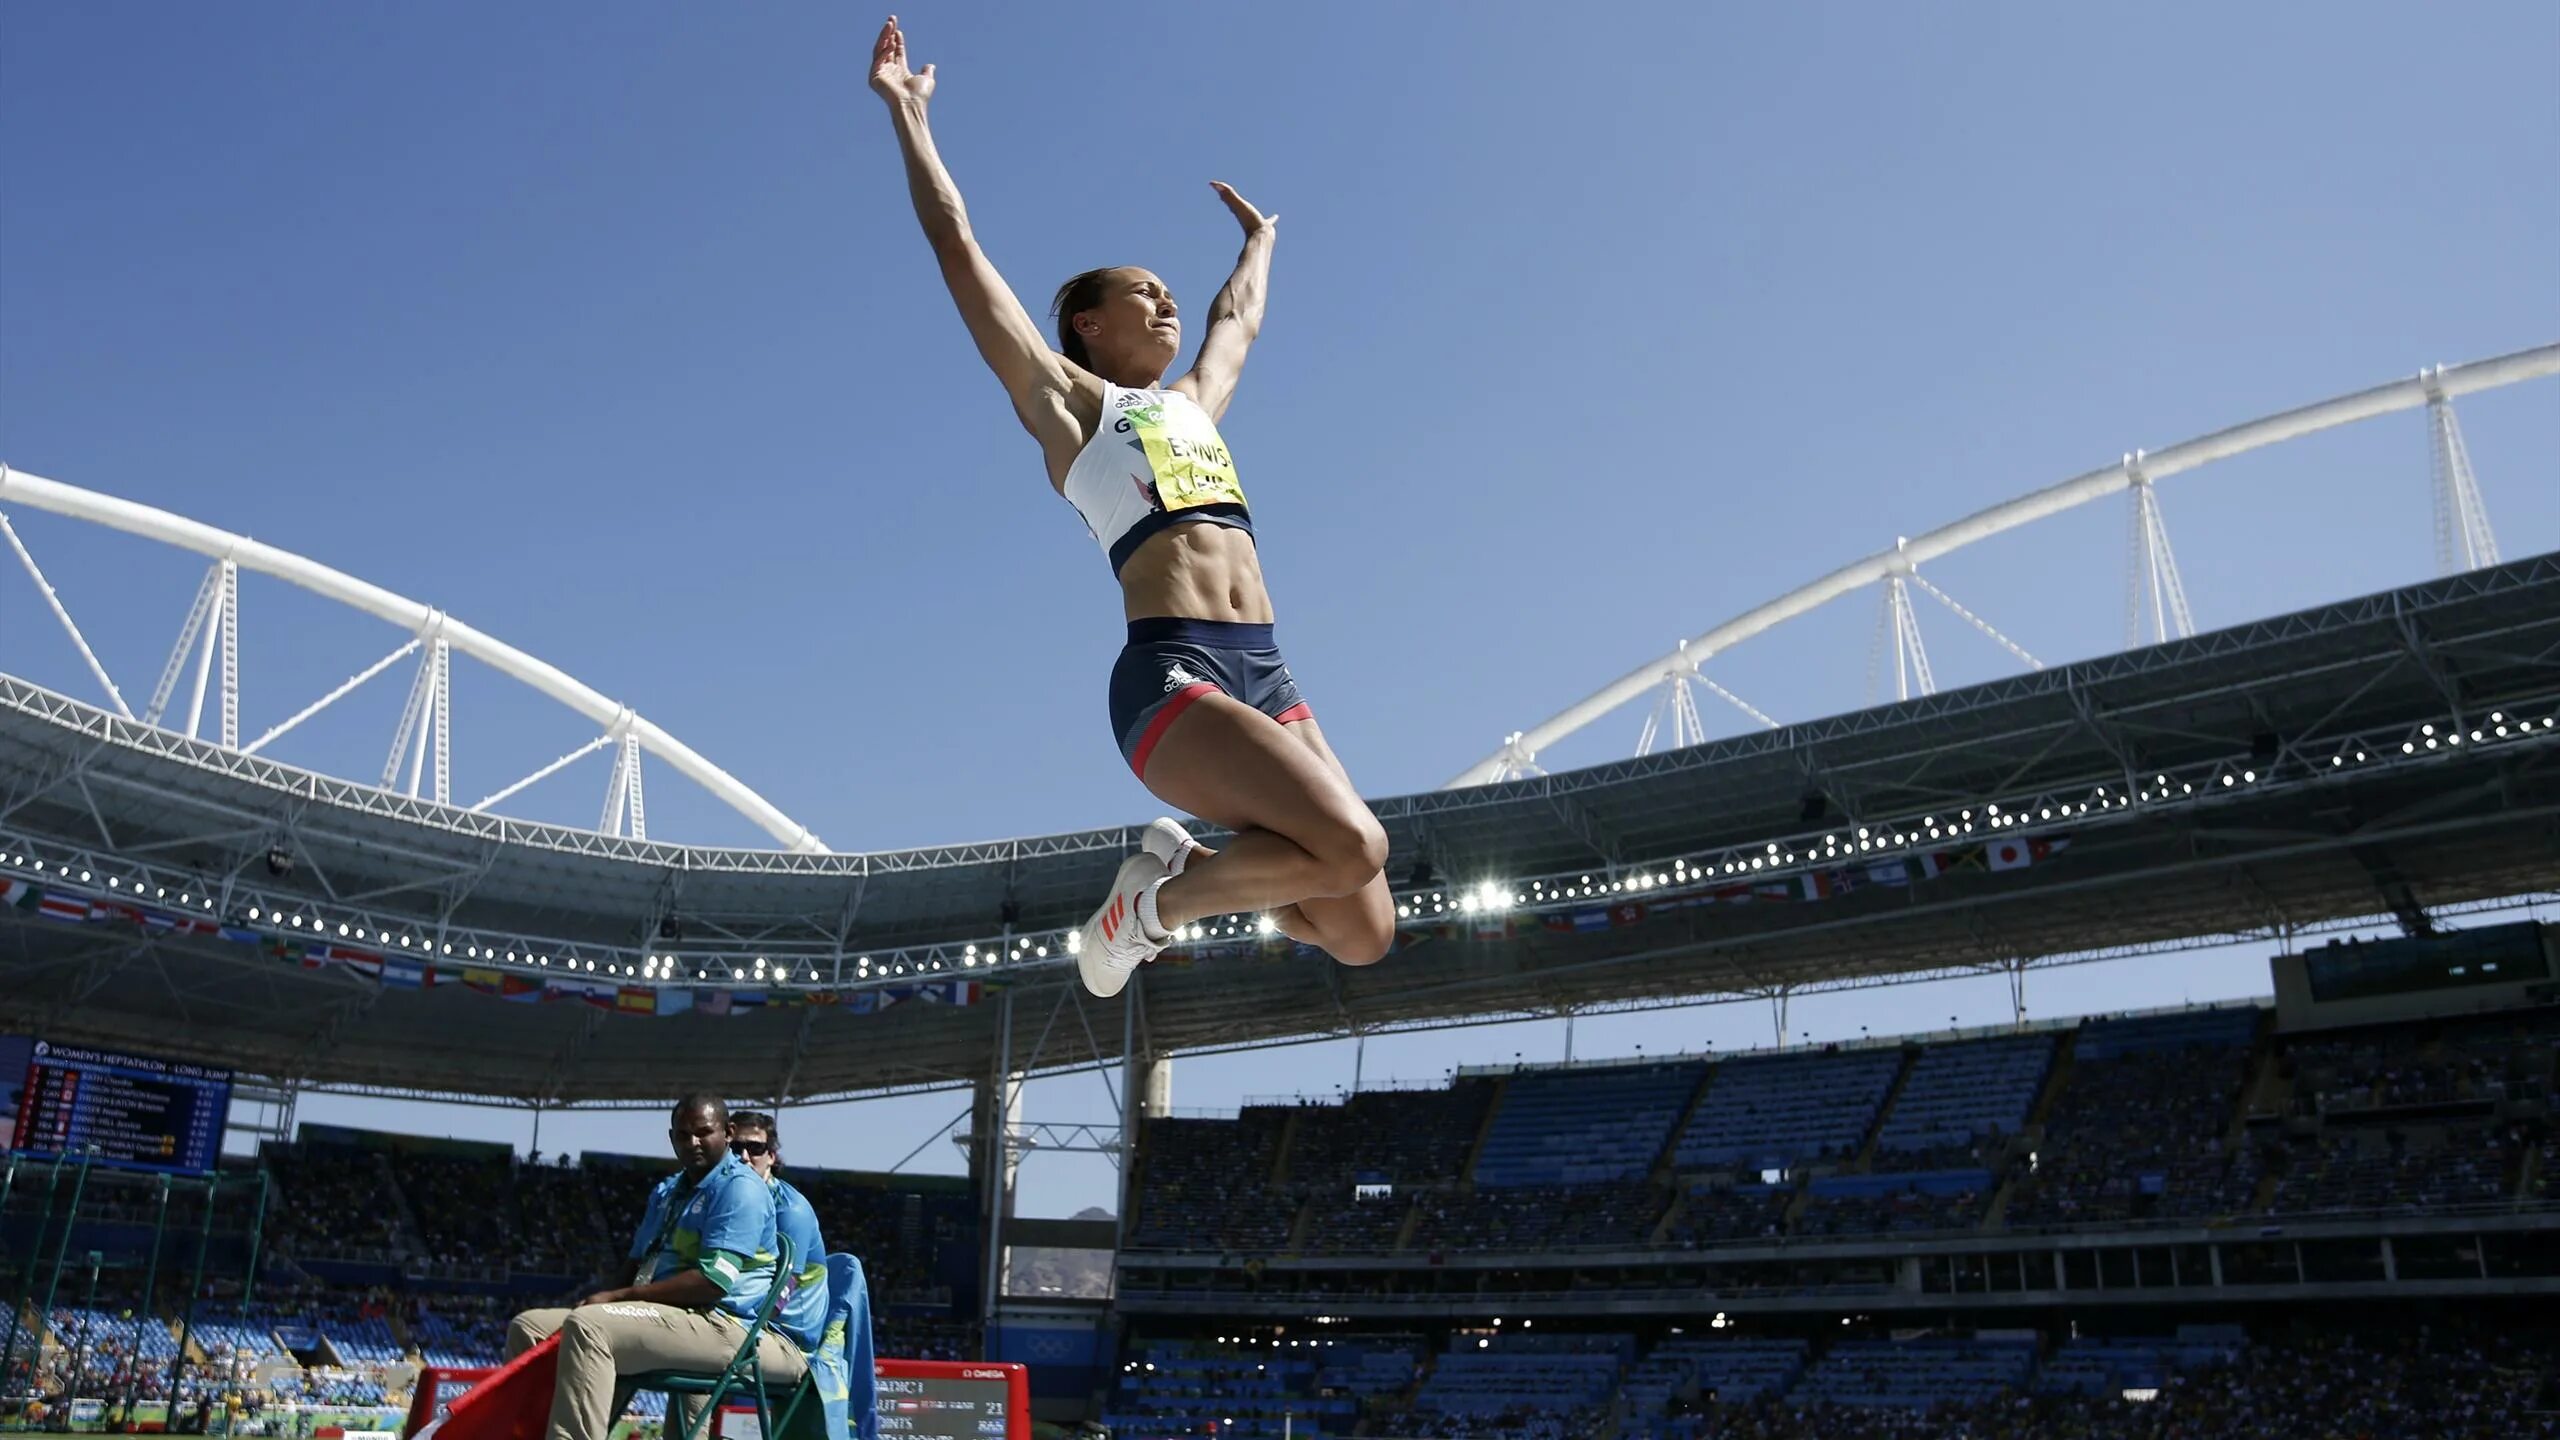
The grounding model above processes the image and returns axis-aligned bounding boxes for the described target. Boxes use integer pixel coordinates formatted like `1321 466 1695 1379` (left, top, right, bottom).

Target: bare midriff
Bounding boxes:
1115 520 1274 625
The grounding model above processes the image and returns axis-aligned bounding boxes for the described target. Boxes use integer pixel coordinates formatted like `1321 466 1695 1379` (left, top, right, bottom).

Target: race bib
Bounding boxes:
1117 395 1246 512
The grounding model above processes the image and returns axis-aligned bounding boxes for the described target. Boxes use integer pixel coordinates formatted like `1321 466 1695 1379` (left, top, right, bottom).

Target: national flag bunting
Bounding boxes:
1986 835 2072 872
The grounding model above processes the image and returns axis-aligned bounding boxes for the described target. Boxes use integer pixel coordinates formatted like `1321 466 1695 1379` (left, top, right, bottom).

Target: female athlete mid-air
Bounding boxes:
869 16 1392 997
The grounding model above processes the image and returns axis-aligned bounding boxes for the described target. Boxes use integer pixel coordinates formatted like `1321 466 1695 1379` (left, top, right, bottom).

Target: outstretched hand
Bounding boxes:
1210 181 1276 236
870 15 936 106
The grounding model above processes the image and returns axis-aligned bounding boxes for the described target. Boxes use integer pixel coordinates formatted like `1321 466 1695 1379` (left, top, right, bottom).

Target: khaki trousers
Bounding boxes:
505 1303 807 1440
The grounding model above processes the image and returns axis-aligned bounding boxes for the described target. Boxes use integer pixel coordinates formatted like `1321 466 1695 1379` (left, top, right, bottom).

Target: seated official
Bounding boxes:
726 1111 828 1355
506 1094 806 1440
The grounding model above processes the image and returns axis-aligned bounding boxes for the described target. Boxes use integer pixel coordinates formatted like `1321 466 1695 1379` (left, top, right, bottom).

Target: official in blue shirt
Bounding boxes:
504 1095 807 1440
731 1111 876 1440
726 1111 828 1352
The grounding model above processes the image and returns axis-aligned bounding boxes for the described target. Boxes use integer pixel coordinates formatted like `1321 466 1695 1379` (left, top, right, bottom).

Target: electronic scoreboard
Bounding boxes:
10 1040 230 1175
874 1360 1029 1440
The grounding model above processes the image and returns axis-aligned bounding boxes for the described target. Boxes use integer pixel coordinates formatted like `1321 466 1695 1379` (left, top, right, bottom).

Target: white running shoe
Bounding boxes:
1142 817 1202 875
1077 852 1170 998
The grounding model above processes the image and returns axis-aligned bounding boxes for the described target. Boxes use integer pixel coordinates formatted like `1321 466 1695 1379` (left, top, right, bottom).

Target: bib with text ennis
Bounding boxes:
1119 397 1246 512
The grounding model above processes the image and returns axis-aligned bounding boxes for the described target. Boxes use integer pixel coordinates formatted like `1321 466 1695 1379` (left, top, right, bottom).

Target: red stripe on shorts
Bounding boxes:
1131 683 1221 778
1272 702 1313 725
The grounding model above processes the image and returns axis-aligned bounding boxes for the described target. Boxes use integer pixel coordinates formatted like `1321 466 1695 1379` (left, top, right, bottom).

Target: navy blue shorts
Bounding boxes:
1108 618 1312 777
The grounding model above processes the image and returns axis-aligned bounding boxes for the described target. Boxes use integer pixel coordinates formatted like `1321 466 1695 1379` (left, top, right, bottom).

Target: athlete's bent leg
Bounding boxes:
1271 718 1394 964
1137 693 1388 955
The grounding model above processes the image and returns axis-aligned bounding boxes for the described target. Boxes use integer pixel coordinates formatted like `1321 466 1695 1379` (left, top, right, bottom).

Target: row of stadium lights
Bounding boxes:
0 855 216 910
16 707 2555 988
1393 712 2558 919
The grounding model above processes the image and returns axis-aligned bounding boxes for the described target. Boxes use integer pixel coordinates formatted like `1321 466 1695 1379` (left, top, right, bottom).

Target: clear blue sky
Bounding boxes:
3 2 2555 1218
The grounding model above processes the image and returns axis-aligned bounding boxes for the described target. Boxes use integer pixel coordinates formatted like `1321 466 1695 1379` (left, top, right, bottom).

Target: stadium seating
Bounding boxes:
1409 1179 1668 1252
2267 1123 2522 1214
1620 1335 1807 1418
262 1143 412 1264
1314 1335 1424 1396
2006 1008 2261 1227
2035 1329 2243 1396
1105 1344 1350 1440
392 1150 511 1276
1874 1033 2053 1158
189 1310 284 1361
1131 1113 1296 1251
1795 1169 1991 1236
1290 1083 1493 1255
1791 1336 2037 1408
1672 1049 1901 1172
1411 1345 1620 1417
799 1175 973 1307
511 1159 600 1274
1663 1182 1790 1246
409 1295 508 1367
1470 1063 1702 1187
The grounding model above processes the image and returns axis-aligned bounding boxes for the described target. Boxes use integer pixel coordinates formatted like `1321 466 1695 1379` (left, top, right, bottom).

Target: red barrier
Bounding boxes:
408 1346 1027 1440
404 1340 548 1440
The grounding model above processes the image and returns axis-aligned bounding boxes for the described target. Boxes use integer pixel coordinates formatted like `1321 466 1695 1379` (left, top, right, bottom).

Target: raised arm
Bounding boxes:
1170 183 1277 422
870 18 1093 456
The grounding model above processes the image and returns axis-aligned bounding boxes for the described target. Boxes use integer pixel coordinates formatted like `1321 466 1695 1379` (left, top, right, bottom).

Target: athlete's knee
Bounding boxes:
1329 923 1392 968
1306 811 1388 897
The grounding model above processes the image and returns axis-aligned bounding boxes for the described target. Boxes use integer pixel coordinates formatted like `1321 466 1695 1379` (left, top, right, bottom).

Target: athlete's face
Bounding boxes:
1076 268 1180 379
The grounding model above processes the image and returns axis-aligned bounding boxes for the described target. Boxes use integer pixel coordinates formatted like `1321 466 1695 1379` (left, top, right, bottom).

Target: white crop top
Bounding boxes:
1058 382 1255 575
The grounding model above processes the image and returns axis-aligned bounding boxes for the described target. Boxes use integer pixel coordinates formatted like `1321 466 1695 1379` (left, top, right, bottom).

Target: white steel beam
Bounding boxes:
244 640 419 756
1447 341 2560 786
2427 377 2500 575
384 649 434 792
217 560 239 750
2124 462 2197 648
599 735 631 835
623 732 647 841
145 566 221 727
0 463 823 851
431 638 451 806
0 511 133 719
474 731 617 814
1907 573 2044 671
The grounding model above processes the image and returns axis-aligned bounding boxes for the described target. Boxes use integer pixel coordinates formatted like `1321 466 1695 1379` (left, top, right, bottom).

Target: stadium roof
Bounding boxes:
2 555 2557 1104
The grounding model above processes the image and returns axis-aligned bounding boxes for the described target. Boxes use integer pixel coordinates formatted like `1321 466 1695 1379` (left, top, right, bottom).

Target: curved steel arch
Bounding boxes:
0 465 825 852
1448 340 2560 788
